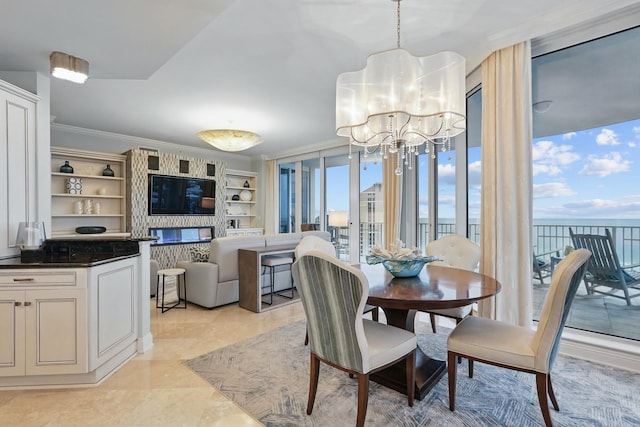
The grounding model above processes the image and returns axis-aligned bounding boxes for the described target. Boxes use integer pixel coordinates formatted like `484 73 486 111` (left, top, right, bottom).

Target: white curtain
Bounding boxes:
478 41 534 327
264 159 277 235
383 154 402 247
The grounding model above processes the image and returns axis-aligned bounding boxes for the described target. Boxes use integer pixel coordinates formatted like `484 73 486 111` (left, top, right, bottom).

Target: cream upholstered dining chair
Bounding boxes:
447 248 591 427
295 235 378 324
291 251 416 427
425 234 481 333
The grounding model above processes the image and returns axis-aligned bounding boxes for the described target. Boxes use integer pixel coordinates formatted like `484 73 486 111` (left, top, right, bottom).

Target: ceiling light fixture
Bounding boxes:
196 129 263 152
50 51 89 84
336 0 466 175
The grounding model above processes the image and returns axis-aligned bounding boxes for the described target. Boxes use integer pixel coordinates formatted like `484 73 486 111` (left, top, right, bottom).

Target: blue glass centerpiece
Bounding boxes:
366 255 440 277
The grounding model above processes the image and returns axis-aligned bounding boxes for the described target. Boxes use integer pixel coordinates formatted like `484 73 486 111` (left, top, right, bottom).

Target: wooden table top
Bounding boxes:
358 263 501 311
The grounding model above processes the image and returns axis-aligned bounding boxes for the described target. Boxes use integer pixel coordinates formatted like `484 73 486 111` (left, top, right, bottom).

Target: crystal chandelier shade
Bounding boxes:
335 1 466 175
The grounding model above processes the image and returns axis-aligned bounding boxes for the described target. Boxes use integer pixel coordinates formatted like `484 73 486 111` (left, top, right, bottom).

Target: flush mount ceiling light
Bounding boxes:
50 51 89 84
336 0 466 175
196 129 263 152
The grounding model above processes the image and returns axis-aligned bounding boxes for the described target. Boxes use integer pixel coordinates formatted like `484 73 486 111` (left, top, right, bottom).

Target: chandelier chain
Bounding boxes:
396 0 401 49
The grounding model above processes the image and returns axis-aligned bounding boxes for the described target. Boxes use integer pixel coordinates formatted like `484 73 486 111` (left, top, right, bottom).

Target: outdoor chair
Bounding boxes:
533 248 562 285
569 228 640 305
292 251 416 427
447 249 591 427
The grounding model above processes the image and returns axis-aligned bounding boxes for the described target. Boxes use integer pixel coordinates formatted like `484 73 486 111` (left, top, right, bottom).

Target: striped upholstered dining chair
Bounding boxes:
447 248 591 427
292 251 417 427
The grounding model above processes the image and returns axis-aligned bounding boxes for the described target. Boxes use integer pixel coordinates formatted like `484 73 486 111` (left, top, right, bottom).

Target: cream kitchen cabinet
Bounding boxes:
0 80 37 259
0 270 88 377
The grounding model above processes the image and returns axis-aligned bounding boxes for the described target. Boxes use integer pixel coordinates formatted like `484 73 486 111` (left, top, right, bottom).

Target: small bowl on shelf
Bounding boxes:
366 255 440 278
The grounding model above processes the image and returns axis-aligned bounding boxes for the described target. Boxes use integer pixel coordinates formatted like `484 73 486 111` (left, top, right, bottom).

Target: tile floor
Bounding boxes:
0 300 307 427
1 281 635 427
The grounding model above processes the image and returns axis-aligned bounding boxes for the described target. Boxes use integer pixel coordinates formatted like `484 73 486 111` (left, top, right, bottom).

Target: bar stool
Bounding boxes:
261 254 294 305
156 268 187 313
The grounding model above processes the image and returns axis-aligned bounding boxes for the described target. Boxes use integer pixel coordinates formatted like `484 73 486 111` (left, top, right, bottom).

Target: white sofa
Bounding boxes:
176 230 331 308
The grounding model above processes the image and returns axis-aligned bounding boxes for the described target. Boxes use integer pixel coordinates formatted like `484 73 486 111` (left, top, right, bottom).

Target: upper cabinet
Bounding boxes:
225 169 260 233
0 80 37 259
50 148 128 238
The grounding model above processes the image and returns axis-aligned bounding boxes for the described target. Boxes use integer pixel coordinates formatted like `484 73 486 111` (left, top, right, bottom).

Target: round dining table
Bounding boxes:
357 262 501 401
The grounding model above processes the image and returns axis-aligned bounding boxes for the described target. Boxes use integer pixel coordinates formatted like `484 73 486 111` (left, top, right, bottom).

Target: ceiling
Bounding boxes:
1 0 639 158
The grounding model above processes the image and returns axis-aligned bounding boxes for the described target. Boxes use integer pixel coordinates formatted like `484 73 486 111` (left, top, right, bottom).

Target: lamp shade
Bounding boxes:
328 211 349 228
336 48 466 146
196 129 263 152
15 221 46 250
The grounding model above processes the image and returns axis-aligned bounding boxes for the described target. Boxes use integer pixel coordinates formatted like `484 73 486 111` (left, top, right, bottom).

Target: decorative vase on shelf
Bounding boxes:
243 180 250 188
102 164 115 177
60 161 74 173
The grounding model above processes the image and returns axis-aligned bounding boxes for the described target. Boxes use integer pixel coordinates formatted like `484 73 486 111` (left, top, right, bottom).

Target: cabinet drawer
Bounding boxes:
0 272 77 286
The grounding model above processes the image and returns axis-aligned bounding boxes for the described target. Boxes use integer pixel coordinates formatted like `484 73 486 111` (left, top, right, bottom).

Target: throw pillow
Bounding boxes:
190 246 210 262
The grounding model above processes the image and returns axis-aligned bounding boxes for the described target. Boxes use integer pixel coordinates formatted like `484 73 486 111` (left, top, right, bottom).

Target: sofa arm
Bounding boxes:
176 260 220 308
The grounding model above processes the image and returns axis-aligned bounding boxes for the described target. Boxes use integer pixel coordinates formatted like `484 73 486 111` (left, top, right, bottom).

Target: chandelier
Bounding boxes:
196 129 263 152
335 0 466 175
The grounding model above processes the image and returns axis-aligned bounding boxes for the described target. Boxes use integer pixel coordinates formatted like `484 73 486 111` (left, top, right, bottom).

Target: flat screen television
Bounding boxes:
149 174 215 215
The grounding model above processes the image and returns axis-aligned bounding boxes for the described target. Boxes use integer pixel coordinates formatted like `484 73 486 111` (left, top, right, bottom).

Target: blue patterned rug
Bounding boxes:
186 320 640 426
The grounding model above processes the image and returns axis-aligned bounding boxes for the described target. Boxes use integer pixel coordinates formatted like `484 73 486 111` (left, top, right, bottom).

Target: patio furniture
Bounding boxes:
425 234 481 333
569 228 640 305
447 249 591 427
292 251 416 427
533 248 562 285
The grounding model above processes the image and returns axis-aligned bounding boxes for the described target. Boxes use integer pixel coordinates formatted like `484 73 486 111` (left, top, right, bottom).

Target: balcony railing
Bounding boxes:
356 221 640 267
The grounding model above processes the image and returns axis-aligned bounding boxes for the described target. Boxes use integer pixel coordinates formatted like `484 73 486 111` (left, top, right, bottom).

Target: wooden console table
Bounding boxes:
238 244 298 312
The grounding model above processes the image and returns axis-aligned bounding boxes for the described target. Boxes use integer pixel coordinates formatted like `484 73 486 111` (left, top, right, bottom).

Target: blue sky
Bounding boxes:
326 117 640 221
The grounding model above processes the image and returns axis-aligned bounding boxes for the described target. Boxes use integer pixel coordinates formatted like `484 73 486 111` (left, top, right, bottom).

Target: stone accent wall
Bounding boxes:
126 149 226 269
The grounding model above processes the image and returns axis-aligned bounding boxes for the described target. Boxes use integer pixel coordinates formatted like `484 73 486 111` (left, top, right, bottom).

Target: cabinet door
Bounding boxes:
0 291 25 376
24 289 88 375
0 85 37 258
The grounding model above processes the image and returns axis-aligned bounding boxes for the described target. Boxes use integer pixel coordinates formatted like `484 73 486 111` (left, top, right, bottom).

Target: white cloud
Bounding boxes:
579 152 630 177
533 182 576 199
532 140 580 176
633 126 640 139
629 142 637 148
558 198 640 217
437 163 456 186
562 132 577 140
595 128 620 146
468 160 481 190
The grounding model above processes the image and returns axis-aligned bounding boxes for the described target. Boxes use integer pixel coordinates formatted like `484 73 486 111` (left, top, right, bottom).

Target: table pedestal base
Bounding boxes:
371 307 446 400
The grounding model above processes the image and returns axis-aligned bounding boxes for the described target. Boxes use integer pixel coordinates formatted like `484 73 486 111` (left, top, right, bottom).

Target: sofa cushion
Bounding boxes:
264 232 303 247
210 235 266 283
190 246 210 262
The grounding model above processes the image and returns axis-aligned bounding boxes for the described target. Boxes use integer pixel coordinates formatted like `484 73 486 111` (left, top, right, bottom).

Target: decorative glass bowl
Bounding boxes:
366 255 440 278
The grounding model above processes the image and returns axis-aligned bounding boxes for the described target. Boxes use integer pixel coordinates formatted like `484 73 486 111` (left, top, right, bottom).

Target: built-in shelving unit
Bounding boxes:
50 148 128 238
225 169 262 235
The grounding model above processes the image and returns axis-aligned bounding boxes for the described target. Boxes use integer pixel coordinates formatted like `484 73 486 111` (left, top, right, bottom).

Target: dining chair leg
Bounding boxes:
307 353 320 415
405 350 415 407
429 313 437 333
536 372 554 427
372 307 379 322
447 351 457 411
547 374 559 411
356 373 369 427
469 359 474 378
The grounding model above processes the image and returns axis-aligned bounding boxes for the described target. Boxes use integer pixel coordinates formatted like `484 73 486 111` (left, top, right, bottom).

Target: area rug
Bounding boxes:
186 320 640 426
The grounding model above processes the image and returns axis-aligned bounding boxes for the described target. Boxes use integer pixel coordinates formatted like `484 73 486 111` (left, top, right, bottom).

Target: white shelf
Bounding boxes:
51 148 128 236
52 193 124 199
52 172 124 181
225 169 258 229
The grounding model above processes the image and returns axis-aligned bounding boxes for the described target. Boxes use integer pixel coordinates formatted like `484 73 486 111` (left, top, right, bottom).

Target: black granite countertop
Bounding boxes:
0 253 140 269
0 237 149 269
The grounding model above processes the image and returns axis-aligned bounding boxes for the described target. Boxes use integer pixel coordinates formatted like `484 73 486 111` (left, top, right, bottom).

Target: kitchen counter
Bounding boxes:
0 237 156 268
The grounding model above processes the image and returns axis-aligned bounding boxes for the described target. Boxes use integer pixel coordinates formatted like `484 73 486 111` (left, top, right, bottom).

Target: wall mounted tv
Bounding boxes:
148 174 215 215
